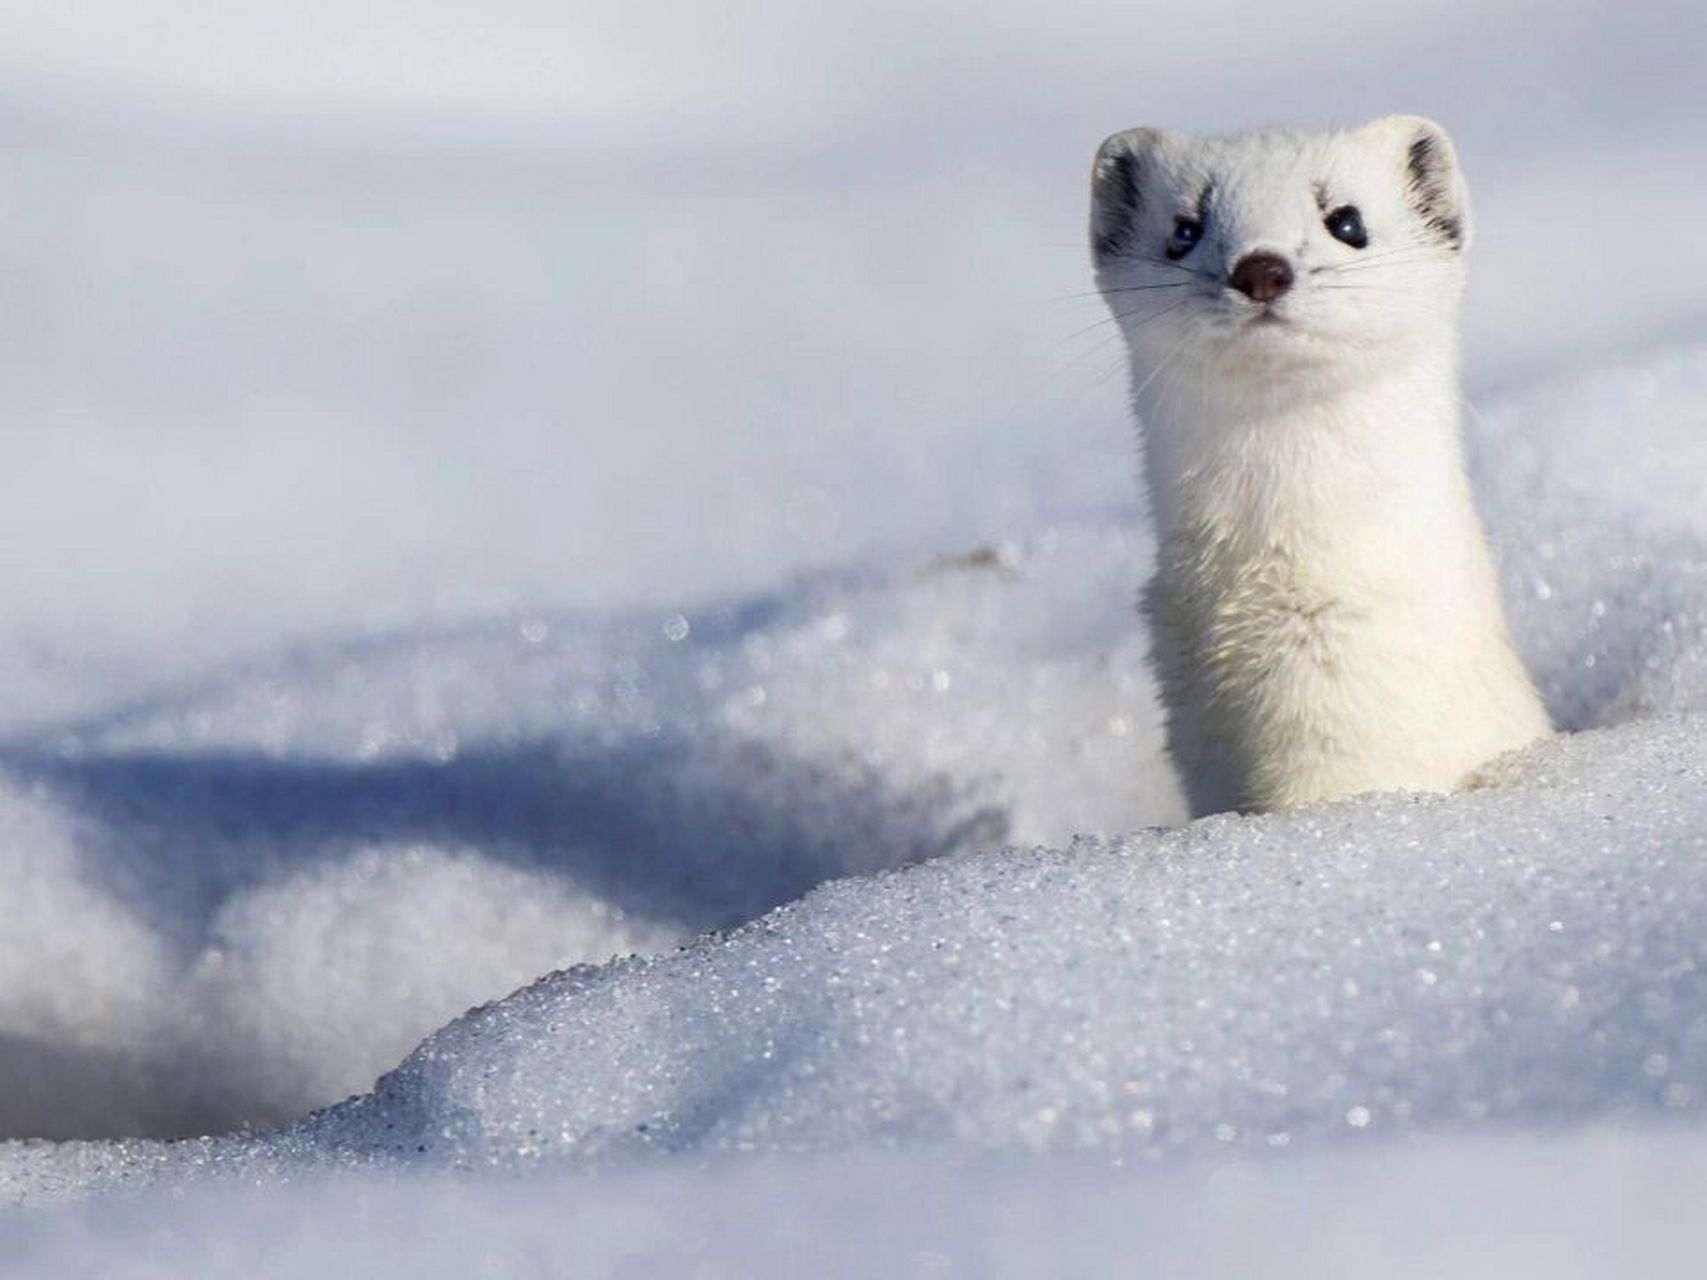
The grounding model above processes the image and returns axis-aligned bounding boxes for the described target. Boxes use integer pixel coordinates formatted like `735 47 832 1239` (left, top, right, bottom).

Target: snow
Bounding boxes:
2 0 1706 1271
319 722 1707 1165
7 1130 1707 1278
0 521 1175 1139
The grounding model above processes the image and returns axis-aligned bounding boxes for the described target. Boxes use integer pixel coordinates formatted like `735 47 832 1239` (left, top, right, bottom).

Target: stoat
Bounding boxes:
1090 115 1550 815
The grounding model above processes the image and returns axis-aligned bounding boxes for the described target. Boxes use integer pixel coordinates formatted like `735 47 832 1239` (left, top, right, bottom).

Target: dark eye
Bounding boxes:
1325 205 1368 249
1166 216 1204 260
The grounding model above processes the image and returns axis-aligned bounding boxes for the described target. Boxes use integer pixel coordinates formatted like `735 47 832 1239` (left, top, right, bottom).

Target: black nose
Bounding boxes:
1228 252 1294 303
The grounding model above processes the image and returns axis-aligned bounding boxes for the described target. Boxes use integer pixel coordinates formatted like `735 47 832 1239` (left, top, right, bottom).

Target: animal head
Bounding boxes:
1090 116 1470 389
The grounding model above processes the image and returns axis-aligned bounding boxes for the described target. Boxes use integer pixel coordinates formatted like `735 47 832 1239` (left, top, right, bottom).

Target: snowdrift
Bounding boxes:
0 519 1176 1138
321 710 1707 1165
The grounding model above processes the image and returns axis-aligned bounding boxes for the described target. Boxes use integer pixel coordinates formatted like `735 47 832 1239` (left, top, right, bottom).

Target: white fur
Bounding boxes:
1091 115 1551 815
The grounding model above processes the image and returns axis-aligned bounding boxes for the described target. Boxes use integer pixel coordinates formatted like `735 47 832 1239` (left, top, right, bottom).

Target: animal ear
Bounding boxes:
1091 127 1165 262
1362 114 1471 251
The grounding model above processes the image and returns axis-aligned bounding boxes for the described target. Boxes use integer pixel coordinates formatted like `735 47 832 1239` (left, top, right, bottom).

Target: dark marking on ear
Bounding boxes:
1092 151 1142 259
1407 134 1464 249
1109 153 1140 213
1092 128 1167 263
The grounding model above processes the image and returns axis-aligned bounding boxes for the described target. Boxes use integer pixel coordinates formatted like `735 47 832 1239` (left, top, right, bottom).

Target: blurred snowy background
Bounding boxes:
2 0 1701 723
1 1 1705 1273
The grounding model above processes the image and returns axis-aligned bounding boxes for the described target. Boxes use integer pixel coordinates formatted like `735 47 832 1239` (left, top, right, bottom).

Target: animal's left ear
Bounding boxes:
1362 114 1471 251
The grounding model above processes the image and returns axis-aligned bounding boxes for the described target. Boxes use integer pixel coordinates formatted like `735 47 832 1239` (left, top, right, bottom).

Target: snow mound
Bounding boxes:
0 522 1175 1138
298 713 1704 1165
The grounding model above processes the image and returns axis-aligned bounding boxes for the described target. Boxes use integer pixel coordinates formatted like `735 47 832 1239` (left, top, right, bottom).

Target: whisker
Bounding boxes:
1309 285 1454 322
1311 247 1442 277
1129 325 1196 403
1318 262 1439 281
987 306 1191 442
1057 311 1128 345
1143 329 1203 432
1310 290 1447 315
1059 293 1195 344
1099 250 1219 280
1037 301 1192 408
1049 282 1193 305
1312 283 1437 294
1110 295 1193 333
1081 344 1142 400
1093 283 1197 296
1320 244 1437 266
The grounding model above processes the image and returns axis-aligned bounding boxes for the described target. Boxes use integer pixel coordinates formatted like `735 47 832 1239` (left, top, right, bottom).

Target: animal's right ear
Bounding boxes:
1091 128 1164 262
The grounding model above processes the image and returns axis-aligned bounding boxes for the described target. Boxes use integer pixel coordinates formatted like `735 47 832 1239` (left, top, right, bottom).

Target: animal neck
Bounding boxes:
1139 338 1476 562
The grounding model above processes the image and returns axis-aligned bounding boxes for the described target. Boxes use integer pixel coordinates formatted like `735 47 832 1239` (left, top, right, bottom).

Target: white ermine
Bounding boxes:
1090 115 1551 816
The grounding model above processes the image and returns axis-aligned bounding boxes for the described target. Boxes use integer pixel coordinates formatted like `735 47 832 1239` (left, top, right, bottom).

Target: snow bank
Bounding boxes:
0 520 1176 1138
296 711 1704 1166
